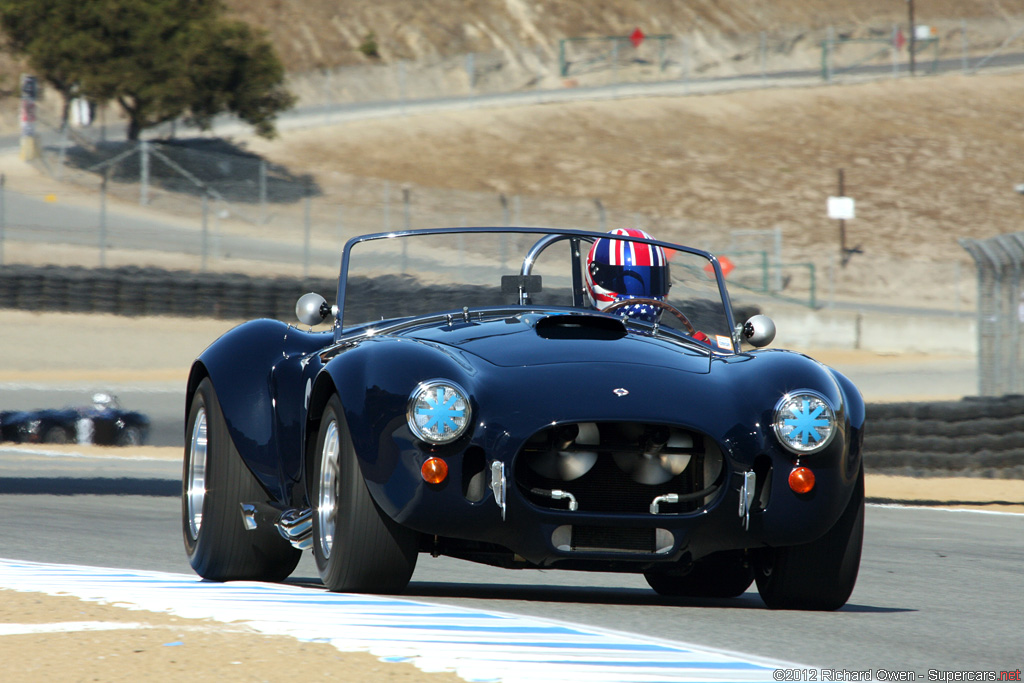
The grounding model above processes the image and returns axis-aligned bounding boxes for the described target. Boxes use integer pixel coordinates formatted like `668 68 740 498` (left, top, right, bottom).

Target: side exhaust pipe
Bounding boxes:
240 503 313 550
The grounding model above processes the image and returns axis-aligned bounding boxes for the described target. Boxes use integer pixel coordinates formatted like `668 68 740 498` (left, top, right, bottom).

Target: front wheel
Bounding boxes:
43 426 71 444
311 395 418 593
182 377 300 582
117 426 143 447
754 467 865 610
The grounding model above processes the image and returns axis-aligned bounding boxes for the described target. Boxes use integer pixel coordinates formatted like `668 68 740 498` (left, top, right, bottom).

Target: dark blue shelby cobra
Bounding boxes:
183 227 864 610
0 393 148 446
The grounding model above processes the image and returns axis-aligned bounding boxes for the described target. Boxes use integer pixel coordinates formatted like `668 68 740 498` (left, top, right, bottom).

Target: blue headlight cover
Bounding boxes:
772 391 836 454
408 380 471 444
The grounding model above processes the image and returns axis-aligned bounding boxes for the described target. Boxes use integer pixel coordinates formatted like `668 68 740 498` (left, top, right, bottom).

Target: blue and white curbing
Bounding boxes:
0 558 805 682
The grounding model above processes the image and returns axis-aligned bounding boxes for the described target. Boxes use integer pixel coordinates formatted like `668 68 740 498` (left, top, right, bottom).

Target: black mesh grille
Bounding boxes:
571 526 656 552
514 421 722 515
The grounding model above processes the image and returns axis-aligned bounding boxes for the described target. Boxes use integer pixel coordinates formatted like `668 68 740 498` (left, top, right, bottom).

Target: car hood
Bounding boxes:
399 311 713 374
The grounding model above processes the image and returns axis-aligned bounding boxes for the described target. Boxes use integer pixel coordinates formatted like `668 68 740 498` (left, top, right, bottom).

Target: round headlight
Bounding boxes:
407 380 471 444
772 391 837 455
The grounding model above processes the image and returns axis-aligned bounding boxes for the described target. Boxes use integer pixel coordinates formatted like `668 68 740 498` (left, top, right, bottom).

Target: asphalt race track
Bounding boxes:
0 448 1020 677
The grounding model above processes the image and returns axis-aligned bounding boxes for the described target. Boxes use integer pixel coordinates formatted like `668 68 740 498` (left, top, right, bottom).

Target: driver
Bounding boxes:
585 228 714 344
584 228 670 324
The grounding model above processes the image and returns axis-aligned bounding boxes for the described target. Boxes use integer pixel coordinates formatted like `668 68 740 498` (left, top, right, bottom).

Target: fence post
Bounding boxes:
760 31 767 78
824 26 834 82
201 194 209 271
303 187 312 278
258 159 267 224
961 19 968 73
336 205 344 248
99 169 108 267
402 186 411 231
399 61 407 115
139 140 150 205
594 198 606 232
682 37 691 94
611 38 619 84
400 187 410 273
772 225 783 292
808 263 817 309
0 173 5 265
500 193 510 226
57 123 70 180
892 24 899 76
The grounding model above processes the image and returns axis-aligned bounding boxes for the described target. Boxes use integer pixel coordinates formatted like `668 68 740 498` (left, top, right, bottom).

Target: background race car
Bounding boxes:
0 393 149 446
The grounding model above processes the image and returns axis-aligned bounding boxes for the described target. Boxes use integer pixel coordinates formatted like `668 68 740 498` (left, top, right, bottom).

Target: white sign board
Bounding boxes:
828 196 855 220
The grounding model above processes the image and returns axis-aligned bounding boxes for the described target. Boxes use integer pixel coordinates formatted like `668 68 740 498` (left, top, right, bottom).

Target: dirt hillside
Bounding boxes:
2 2 1024 309
242 69 1024 310
220 0 1024 71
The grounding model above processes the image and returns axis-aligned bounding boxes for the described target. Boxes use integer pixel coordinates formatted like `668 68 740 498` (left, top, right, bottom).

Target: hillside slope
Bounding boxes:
222 0 1024 72
241 69 1024 310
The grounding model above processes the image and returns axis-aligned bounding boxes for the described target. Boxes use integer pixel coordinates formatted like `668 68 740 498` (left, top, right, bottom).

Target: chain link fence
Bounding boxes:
960 233 1024 396
2 15 1015 314
4 128 980 316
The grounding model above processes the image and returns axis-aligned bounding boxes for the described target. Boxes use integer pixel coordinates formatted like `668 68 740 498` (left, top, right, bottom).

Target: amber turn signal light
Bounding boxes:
788 466 815 494
421 457 448 484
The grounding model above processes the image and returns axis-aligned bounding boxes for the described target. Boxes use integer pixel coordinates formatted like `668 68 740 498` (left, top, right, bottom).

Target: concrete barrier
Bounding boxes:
772 308 976 355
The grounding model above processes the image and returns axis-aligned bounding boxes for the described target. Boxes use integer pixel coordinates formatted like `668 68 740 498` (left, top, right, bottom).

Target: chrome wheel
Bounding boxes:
186 407 207 541
317 419 340 559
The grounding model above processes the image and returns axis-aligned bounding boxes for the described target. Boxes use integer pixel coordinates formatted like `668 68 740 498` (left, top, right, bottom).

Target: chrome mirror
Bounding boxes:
742 314 776 348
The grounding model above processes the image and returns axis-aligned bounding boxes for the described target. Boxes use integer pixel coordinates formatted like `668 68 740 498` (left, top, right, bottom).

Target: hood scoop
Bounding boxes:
534 314 626 341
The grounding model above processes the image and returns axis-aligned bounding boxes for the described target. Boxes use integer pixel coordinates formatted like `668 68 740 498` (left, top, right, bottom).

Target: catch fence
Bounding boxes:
2 135 840 311
960 233 1024 397
5 127 983 317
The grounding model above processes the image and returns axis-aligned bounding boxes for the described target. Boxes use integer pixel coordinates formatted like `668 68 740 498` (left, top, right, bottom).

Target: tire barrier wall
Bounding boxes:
0 264 762 326
865 396 1024 479
2 265 1020 477
0 264 336 321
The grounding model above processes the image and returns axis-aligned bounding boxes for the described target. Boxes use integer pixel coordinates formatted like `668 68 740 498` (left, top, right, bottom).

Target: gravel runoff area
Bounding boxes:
1 310 1021 682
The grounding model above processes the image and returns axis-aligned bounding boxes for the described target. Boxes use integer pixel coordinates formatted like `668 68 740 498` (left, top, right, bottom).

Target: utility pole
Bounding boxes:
830 169 862 267
908 0 916 75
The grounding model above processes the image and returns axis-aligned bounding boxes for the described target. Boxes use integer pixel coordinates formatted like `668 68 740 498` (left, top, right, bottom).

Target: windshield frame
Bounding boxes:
334 227 741 353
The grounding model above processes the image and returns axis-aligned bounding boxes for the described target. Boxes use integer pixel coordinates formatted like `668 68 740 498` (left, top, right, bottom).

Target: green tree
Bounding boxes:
0 0 295 140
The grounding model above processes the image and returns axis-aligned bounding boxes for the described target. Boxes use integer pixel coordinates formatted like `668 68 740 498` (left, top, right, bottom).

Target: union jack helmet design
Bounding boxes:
585 228 670 323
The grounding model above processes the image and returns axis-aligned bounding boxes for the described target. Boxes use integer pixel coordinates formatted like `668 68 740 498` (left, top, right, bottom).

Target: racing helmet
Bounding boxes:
585 228 670 323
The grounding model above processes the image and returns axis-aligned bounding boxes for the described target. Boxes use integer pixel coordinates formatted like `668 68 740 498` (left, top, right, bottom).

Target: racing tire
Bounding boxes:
43 426 71 444
311 395 419 593
754 467 864 610
182 377 301 582
116 426 143 447
644 550 754 598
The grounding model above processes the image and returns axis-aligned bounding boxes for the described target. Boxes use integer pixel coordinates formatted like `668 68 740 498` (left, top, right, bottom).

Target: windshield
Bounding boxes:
339 228 738 353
